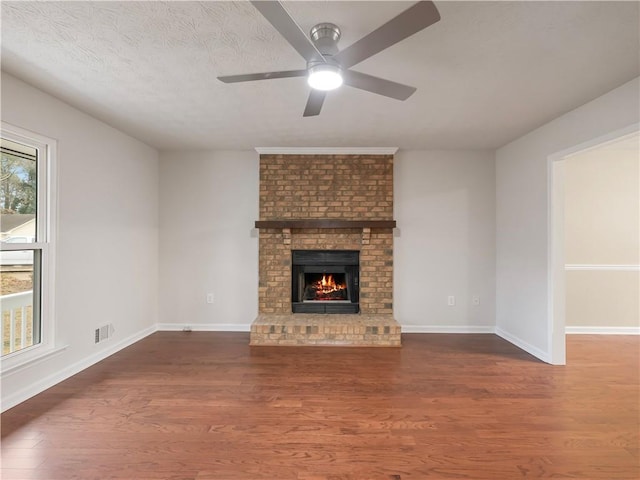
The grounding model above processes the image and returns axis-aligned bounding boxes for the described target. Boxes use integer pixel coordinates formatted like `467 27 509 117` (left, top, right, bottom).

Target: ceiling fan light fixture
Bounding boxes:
307 64 343 91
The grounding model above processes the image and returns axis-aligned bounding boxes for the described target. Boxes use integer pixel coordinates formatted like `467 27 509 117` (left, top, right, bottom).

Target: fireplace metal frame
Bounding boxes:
291 250 359 314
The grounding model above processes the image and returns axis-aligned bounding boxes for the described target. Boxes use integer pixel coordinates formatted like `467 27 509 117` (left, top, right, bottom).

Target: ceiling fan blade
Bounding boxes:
218 69 307 83
342 70 416 100
251 1 325 63
334 1 440 70
303 90 326 117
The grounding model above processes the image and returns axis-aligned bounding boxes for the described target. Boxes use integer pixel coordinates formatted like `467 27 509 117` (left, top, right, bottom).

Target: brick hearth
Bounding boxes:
251 314 400 346
252 152 400 347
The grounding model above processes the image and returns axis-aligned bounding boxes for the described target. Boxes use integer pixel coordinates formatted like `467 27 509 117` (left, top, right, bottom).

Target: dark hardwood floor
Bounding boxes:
1 332 638 479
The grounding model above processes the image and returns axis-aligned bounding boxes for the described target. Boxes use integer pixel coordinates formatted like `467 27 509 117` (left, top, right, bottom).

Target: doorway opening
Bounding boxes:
549 124 639 365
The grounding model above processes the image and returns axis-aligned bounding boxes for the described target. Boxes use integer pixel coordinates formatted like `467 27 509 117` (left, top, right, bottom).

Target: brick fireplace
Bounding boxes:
250 151 401 346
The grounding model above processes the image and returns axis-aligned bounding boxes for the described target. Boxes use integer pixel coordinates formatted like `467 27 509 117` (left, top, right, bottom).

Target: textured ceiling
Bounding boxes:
1 1 639 151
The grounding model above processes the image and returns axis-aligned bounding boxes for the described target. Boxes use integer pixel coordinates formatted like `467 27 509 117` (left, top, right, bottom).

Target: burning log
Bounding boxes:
303 273 348 301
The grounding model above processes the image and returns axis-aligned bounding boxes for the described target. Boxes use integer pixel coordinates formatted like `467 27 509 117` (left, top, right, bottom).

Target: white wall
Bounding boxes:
158 151 259 330
394 150 496 331
495 77 640 363
1 72 160 410
159 149 494 332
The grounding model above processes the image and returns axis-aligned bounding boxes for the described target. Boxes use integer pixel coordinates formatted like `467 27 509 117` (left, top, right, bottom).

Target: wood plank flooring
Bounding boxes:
1 333 638 479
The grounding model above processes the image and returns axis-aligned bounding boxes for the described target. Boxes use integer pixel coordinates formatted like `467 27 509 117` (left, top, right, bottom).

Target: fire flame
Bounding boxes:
315 274 346 296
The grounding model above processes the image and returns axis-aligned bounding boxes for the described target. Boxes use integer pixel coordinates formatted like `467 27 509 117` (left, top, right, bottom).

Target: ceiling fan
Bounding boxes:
217 1 441 117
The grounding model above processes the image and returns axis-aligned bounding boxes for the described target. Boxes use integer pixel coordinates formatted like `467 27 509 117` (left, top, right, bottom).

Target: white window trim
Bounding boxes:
1 122 58 374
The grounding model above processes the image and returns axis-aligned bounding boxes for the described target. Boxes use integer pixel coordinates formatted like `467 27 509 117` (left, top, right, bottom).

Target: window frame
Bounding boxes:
1 122 59 373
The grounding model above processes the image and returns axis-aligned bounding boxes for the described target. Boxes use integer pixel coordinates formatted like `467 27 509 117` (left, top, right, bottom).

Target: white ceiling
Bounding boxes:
2 1 638 151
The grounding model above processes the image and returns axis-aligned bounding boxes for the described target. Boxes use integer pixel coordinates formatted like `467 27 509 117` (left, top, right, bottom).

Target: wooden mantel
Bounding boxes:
254 219 396 229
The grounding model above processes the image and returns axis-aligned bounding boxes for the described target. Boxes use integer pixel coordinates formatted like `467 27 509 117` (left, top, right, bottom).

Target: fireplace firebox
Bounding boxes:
292 250 359 314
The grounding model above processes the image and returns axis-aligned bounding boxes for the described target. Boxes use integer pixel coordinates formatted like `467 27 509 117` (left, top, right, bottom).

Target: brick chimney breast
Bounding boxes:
253 153 400 347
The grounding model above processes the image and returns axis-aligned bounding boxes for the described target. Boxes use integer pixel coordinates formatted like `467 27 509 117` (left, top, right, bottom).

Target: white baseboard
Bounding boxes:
495 327 551 363
1 324 157 413
401 325 495 334
157 323 251 332
566 326 640 335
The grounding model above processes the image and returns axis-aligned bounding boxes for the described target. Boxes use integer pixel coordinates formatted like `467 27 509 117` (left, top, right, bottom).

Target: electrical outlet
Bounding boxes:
472 295 480 306
206 293 214 304
447 295 455 306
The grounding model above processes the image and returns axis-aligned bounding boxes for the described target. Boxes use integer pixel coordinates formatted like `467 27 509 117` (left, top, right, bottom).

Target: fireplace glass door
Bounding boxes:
292 250 359 314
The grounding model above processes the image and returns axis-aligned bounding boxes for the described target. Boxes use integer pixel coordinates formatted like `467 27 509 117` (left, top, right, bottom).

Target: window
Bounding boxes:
1 123 56 366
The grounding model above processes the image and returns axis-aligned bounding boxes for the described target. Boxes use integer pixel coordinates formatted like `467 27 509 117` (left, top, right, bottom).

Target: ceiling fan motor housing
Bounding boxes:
310 23 341 57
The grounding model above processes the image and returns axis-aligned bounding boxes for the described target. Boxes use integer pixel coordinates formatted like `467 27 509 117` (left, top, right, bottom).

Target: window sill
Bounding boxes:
1 344 68 376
